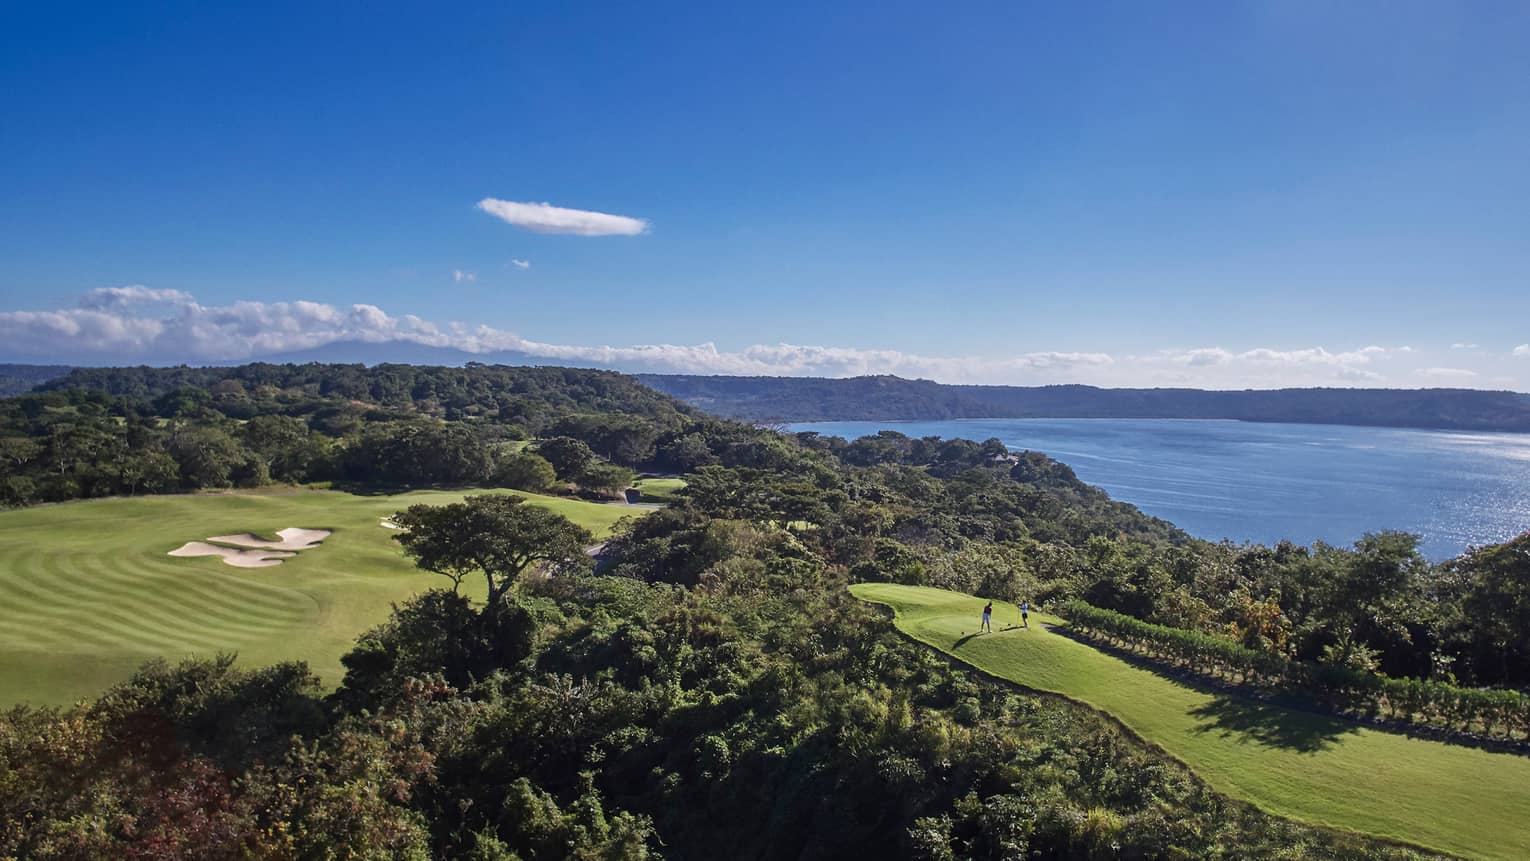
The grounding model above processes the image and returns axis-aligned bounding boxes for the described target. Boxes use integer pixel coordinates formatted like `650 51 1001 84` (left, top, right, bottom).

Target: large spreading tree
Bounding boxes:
391 494 594 606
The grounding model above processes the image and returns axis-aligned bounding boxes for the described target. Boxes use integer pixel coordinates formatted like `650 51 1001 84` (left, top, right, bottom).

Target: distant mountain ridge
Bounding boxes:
638 374 1530 433
8 359 1530 432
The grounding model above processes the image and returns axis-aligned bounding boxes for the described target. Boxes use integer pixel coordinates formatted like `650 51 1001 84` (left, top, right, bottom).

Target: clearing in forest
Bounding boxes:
852 583 1530 861
0 488 632 706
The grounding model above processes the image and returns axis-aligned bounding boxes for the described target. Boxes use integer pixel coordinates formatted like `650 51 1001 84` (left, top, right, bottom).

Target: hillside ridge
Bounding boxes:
640 373 1530 432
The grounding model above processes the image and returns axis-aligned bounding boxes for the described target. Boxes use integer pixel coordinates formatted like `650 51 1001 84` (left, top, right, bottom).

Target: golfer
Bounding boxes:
1020 600 1030 628
981 600 993 633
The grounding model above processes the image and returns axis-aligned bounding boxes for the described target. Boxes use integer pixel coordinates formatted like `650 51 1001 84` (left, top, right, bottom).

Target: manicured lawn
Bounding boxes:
0 488 632 706
632 476 686 503
852 583 1530 861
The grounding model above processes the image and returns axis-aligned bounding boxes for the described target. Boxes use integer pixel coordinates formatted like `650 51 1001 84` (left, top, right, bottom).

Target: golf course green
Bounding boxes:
852 583 1530 861
0 488 634 706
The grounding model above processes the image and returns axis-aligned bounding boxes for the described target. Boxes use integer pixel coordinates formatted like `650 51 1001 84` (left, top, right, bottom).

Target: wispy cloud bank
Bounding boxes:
77 285 195 309
1141 345 1403 383
0 288 1520 390
1451 343 1479 350
452 270 476 283
476 199 649 236
1416 367 1479 380
1514 344 1530 357
510 259 531 270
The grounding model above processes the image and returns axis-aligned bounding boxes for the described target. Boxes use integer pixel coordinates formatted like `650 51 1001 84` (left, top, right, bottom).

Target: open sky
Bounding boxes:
2 1 1527 388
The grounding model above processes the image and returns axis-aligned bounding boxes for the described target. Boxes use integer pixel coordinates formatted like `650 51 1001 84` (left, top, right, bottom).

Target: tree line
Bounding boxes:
1065 600 1530 742
0 364 777 506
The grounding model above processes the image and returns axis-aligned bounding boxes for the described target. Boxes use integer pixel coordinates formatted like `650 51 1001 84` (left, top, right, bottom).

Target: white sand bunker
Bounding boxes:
168 542 297 568
204 527 332 551
379 519 401 530
167 527 331 568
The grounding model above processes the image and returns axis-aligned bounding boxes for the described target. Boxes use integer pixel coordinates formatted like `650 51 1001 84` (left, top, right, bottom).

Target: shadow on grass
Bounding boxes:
1049 625 1364 754
1188 695 1360 753
326 481 435 497
954 625 1031 648
1052 625 1530 757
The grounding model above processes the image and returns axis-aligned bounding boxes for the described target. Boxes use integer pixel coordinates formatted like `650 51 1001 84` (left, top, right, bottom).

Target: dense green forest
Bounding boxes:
640 373 1530 431
0 365 71 398
3 362 1529 857
0 363 724 506
9 363 1530 429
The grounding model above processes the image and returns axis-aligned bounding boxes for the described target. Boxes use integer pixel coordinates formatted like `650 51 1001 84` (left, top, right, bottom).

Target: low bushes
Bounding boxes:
1062 600 1530 742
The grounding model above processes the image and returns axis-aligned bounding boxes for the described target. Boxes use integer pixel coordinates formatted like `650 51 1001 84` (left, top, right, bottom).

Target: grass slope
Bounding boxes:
633 477 686 503
0 488 632 707
852 583 1530 861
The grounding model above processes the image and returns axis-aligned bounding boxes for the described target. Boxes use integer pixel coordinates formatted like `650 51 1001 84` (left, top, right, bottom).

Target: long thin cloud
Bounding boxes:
476 198 649 236
0 288 1521 390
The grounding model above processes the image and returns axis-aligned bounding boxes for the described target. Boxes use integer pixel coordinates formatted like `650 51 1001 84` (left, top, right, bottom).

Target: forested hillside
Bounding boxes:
0 364 71 397
1 363 712 506
4 362 1530 857
641 373 1530 431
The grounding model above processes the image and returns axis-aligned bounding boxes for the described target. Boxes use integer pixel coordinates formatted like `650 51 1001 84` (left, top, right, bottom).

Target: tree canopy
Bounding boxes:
391 494 593 605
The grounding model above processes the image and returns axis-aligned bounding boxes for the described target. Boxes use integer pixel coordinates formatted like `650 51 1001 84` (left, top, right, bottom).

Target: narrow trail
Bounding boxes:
852 583 1530 861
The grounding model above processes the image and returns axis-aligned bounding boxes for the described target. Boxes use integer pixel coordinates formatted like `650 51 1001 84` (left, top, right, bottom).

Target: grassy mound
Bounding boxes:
852 582 1530 861
0 488 631 706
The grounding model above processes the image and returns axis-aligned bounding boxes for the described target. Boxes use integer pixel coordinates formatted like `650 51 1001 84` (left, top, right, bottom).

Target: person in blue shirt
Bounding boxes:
1020 600 1030 629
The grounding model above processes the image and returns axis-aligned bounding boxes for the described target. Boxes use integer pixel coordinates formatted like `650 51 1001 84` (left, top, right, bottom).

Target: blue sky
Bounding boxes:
2 1 1527 387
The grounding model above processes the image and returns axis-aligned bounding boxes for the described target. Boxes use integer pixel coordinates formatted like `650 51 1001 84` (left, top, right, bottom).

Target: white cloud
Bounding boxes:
1416 367 1479 380
1153 345 1397 370
510 259 531 270
1514 344 1530 357
452 270 476 283
0 289 1118 380
1133 345 1429 386
1451 343 1479 350
1165 347 1233 367
476 198 649 236
1 289 1522 390
77 285 195 309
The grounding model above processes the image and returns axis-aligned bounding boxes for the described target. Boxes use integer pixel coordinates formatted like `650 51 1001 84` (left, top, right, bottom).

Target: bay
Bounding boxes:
787 418 1530 561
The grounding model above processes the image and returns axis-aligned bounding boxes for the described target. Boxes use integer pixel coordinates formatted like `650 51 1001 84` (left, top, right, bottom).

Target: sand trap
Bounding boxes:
379 519 401 530
168 527 329 568
168 542 297 568
205 528 332 551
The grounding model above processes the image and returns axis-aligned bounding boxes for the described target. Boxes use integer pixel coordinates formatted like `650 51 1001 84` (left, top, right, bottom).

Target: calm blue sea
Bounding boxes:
786 418 1530 561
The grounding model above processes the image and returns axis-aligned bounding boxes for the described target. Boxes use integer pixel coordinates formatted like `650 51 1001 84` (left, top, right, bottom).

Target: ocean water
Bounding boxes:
787 418 1530 561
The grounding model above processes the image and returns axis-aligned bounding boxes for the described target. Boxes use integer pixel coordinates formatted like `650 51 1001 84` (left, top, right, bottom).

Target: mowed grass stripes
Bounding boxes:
852 583 1530 861
0 487 633 706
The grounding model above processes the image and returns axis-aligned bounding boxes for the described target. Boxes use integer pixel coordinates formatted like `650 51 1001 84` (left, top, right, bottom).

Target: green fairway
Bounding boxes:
852 583 1530 861
0 488 631 707
633 476 686 503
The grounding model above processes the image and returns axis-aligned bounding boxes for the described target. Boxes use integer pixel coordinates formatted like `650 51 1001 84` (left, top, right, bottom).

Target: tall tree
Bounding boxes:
391 495 593 606
535 437 595 482
493 451 559 493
